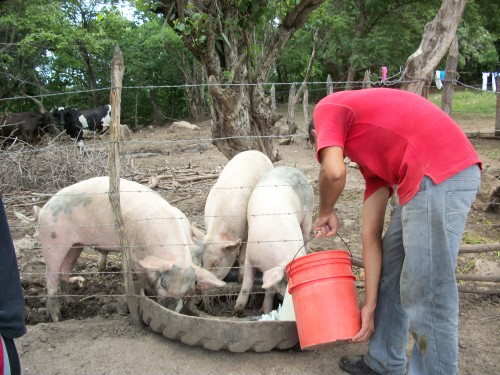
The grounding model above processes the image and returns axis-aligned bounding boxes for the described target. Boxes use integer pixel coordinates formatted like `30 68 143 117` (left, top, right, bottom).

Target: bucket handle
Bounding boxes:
288 232 353 281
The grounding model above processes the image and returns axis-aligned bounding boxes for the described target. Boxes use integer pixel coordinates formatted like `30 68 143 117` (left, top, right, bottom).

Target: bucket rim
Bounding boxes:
286 249 352 271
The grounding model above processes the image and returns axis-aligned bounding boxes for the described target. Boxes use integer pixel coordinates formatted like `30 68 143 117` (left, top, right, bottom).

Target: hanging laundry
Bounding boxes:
482 72 490 91
435 70 443 89
381 66 388 81
492 72 498 93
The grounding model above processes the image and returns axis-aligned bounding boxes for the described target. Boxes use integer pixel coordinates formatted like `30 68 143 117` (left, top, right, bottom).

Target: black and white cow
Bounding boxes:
52 105 111 153
0 112 59 148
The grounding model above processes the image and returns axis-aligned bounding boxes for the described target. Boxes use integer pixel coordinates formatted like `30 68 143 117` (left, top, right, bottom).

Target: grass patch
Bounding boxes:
461 232 494 245
429 89 496 116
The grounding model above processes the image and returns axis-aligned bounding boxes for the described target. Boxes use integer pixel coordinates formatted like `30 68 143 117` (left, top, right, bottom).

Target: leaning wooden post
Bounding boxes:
108 45 142 327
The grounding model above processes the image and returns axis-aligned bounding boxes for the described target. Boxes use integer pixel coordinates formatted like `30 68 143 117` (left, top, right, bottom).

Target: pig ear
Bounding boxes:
223 239 241 253
262 266 285 289
191 222 206 242
139 256 175 272
194 266 226 287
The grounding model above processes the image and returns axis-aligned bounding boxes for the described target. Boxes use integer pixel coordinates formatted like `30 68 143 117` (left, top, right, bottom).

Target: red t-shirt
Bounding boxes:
313 88 481 205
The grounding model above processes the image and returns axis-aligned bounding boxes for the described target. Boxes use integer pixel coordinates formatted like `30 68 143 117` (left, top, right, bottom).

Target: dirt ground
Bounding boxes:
4 114 500 375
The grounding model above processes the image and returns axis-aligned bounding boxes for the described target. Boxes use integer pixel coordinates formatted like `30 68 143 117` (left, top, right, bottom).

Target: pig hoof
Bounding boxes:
231 309 244 317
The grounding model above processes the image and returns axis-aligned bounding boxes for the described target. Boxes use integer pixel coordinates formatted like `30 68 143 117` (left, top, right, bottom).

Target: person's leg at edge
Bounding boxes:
1 335 22 375
399 166 480 375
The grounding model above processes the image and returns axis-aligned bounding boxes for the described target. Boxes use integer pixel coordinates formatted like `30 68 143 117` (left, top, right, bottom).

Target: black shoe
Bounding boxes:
339 355 381 375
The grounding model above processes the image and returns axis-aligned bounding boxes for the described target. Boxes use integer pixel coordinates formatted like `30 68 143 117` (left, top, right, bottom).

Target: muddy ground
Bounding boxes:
2 112 499 375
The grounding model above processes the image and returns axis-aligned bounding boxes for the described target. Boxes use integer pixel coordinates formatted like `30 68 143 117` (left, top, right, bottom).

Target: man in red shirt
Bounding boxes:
310 88 481 375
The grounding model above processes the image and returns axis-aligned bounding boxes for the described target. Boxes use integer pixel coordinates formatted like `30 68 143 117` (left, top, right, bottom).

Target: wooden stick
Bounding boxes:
176 174 219 182
456 274 500 283
458 242 500 253
458 285 500 295
108 45 142 327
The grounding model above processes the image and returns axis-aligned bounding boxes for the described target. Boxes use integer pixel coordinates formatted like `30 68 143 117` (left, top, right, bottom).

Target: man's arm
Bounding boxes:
313 146 346 237
352 186 389 342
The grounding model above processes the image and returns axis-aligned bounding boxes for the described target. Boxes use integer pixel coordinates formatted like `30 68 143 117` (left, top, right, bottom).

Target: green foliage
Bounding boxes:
1 0 498 123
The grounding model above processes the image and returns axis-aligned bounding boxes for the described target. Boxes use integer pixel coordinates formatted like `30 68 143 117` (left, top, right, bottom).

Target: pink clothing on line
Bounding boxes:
381 66 388 81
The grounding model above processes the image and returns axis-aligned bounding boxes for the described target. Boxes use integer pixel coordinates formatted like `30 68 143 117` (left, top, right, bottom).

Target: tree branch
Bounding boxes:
258 0 325 82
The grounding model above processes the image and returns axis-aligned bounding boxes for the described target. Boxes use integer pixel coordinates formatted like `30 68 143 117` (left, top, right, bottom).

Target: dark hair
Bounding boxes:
307 119 315 144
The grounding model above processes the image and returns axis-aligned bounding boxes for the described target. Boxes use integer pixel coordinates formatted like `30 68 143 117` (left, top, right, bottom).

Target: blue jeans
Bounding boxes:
364 165 481 375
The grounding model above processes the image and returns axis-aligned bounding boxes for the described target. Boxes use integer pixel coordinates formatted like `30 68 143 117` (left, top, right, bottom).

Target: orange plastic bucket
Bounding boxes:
286 250 361 350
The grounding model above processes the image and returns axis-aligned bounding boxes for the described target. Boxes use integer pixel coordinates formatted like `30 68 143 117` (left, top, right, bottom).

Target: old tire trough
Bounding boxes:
139 289 299 353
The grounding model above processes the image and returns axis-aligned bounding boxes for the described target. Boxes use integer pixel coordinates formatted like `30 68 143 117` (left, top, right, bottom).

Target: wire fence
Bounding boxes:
1 79 499 322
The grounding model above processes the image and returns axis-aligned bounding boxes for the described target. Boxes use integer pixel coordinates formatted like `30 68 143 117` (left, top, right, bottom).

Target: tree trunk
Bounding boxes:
149 89 164 125
208 75 280 161
401 0 466 97
77 40 98 107
162 43 208 123
441 36 459 115
156 0 324 162
345 1 367 90
185 60 208 122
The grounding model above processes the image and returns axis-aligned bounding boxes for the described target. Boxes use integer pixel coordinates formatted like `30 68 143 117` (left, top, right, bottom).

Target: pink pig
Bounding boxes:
202 150 273 281
234 166 314 314
35 176 224 322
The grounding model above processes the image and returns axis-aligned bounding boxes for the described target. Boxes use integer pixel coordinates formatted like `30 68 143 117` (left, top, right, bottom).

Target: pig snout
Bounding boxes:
148 265 197 302
201 239 242 280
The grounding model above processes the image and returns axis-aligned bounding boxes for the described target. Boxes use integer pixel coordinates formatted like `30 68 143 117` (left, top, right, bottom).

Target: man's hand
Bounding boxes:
313 211 340 237
351 304 376 343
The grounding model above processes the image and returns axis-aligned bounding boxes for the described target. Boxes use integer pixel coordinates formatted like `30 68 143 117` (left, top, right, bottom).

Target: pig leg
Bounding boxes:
237 242 246 283
59 245 83 302
45 257 64 322
262 289 276 314
96 250 107 272
300 211 313 251
234 262 256 313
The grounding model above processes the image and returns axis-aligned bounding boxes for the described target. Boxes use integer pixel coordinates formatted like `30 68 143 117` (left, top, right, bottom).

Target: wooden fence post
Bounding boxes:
326 74 333 95
270 84 276 114
108 45 142 327
362 70 371 89
441 36 459 115
496 66 500 137
303 84 309 128
287 83 297 135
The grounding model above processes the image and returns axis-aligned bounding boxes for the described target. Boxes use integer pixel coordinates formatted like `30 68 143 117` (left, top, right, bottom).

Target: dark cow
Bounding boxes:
52 105 111 153
0 112 59 148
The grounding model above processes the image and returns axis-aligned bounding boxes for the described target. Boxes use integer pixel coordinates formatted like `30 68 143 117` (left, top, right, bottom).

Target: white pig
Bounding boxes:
234 166 314 314
202 150 273 281
35 176 224 322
